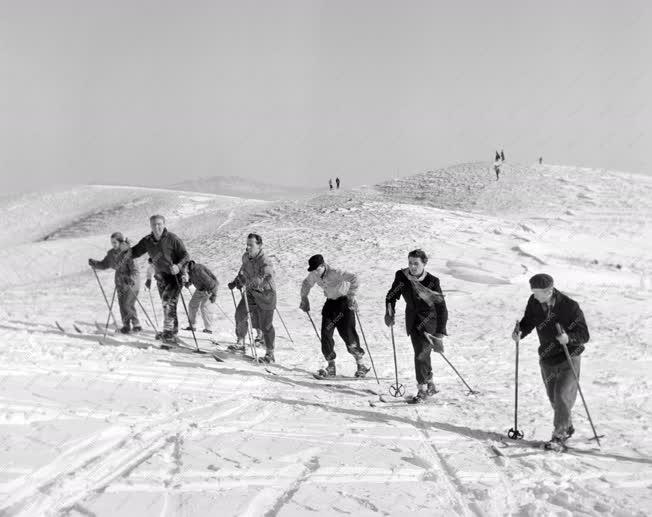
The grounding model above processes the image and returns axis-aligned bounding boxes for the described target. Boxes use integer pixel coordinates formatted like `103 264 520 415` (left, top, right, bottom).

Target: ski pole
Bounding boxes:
91 266 119 328
275 308 294 343
555 323 603 447
102 286 117 339
354 310 379 385
438 351 479 395
215 300 234 325
508 320 524 439
148 288 159 327
306 311 321 342
176 277 205 354
127 284 158 334
389 323 405 397
241 287 259 362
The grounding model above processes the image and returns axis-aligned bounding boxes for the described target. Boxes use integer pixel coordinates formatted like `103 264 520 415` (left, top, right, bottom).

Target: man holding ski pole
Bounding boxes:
88 232 141 334
513 273 591 450
124 214 190 345
227 233 276 363
299 254 370 379
384 249 448 403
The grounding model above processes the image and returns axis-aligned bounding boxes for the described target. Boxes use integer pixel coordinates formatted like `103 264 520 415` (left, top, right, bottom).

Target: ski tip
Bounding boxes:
55 321 65 332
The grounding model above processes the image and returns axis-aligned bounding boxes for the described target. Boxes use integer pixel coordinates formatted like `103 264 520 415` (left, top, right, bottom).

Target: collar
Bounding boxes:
407 269 427 282
151 228 168 242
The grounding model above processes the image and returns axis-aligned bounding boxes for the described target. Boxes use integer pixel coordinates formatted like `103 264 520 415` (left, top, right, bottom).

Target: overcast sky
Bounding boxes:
0 0 650 193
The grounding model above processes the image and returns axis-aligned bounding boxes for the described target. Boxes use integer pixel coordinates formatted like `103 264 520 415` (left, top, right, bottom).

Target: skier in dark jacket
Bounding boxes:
501 149 505 161
89 232 141 333
385 249 448 403
127 215 190 343
513 273 590 449
335 177 340 189
182 260 219 334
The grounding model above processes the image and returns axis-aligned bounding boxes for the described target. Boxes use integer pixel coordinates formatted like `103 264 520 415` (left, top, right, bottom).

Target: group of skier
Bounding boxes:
328 177 341 190
89 213 591 450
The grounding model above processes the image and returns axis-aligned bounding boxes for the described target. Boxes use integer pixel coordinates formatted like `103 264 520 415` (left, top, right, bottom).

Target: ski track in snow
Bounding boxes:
0 163 651 516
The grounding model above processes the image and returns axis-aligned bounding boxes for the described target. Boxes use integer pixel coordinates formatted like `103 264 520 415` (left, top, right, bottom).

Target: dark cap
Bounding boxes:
307 254 325 272
529 273 554 289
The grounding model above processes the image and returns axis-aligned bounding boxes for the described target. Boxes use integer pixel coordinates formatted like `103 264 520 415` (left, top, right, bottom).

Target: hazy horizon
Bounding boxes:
1 0 650 194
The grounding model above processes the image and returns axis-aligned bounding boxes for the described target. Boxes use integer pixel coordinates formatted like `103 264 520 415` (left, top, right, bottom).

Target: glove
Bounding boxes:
145 279 151 290
88 259 96 267
299 297 310 313
347 297 358 311
556 331 569 345
426 333 444 354
511 320 521 343
125 278 135 287
209 292 216 303
170 264 180 275
384 305 395 327
227 281 236 290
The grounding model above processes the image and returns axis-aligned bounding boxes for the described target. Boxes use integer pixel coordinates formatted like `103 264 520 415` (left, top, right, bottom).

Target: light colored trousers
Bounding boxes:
188 289 215 331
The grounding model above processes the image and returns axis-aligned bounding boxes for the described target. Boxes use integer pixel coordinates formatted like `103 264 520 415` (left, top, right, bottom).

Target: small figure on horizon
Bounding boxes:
336 177 340 189
501 150 505 161
495 150 501 162
539 157 543 164
329 179 333 190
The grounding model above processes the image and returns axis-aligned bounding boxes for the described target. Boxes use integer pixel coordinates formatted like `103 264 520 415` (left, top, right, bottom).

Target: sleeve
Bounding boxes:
174 236 190 269
300 272 317 299
130 237 148 259
342 270 359 298
261 256 274 282
565 302 590 346
518 297 538 339
433 278 448 336
385 271 403 312
93 252 112 270
206 268 219 291
146 264 154 281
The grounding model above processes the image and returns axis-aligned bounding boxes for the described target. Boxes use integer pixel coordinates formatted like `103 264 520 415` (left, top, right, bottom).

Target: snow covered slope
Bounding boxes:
0 163 650 516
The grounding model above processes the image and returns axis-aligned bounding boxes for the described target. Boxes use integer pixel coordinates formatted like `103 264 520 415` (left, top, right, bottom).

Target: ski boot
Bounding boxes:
155 331 163 340
354 363 371 378
260 350 275 364
426 380 438 396
119 326 131 334
160 331 177 348
184 325 196 332
254 333 265 347
409 385 430 404
132 326 142 333
315 362 336 379
543 436 568 452
202 329 212 334
227 339 246 352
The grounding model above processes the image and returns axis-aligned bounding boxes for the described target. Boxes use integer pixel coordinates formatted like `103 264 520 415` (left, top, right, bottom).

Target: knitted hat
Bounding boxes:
110 231 125 242
529 273 554 289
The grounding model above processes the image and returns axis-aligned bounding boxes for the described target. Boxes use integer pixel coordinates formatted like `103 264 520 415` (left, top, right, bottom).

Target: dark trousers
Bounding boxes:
117 284 140 329
540 356 581 438
157 275 180 334
235 293 275 351
410 331 433 385
321 297 364 362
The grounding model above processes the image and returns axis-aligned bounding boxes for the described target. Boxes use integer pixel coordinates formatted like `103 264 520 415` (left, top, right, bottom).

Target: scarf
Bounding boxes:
401 268 445 306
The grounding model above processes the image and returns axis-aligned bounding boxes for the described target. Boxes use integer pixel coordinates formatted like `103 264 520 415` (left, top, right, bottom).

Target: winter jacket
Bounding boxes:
301 266 358 301
233 250 276 310
518 288 590 366
130 229 190 279
187 262 219 294
386 269 448 337
91 243 140 289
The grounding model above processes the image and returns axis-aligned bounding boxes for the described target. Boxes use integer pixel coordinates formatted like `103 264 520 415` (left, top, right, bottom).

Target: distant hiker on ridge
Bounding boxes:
336 177 340 189
88 232 141 334
329 179 333 190
501 150 505 161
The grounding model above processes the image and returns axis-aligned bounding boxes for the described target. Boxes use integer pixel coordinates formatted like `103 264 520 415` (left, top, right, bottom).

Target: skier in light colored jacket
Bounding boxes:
300 254 370 378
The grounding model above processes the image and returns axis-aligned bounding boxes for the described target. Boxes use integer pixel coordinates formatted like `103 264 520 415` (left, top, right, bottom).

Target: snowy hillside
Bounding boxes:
168 175 319 201
0 163 650 516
